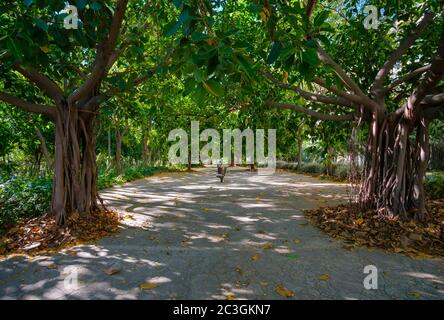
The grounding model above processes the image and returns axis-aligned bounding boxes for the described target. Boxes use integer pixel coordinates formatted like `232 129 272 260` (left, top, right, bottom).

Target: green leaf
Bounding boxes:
191 32 208 42
164 8 190 37
76 0 88 10
173 0 184 8
34 18 48 32
194 68 205 82
235 53 254 79
6 38 22 61
302 48 319 65
203 80 223 97
90 2 102 11
248 4 262 14
314 11 329 27
266 41 282 65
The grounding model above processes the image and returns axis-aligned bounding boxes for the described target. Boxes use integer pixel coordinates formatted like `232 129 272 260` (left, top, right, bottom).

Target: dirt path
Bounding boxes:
1 167 443 299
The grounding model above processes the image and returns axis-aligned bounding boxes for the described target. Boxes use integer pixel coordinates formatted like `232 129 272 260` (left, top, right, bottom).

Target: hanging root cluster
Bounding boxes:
359 115 431 221
306 113 444 257
51 104 103 225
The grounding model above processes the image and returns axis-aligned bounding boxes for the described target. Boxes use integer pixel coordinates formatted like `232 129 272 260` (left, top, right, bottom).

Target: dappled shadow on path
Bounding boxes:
1 168 444 300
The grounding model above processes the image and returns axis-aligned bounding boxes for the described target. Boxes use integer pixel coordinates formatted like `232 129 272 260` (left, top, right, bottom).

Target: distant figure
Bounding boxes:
217 162 228 182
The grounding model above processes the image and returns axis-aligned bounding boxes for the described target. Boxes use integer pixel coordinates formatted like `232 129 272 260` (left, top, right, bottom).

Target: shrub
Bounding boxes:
0 176 52 230
300 162 324 175
425 172 444 199
0 164 181 231
333 164 349 180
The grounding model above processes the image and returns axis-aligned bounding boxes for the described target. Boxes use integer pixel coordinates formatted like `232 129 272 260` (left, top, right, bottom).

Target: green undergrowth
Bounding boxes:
0 164 186 232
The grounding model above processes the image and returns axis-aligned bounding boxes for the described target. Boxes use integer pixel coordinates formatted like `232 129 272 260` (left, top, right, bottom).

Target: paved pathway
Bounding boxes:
1 167 444 299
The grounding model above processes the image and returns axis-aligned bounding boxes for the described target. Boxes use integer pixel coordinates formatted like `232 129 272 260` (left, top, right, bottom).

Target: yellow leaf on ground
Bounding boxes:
201 207 210 212
293 239 301 244
275 285 294 298
318 274 330 281
139 283 159 290
226 295 236 300
408 291 422 298
251 253 261 261
355 218 364 225
260 243 273 250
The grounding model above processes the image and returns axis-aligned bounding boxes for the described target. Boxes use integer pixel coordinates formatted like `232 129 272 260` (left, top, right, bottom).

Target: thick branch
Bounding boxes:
424 105 444 120
266 100 355 121
384 64 431 93
68 0 129 104
316 47 365 96
404 24 444 121
262 70 354 108
312 77 365 107
317 46 383 111
306 0 317 17
422 93 444 106
13 65 63 102
371 12 436 97
0 91 55 119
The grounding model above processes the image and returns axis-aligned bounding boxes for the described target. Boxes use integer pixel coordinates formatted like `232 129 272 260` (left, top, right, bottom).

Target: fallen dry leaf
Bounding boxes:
0 209 119 257
293 239 301 244
103 268 121 275
139 283 159 290
275 285 294 298
251 253 261 261
318 274 330 281
304 198 444 259
260 243 273 250
226 295 236 300
408 291 422 298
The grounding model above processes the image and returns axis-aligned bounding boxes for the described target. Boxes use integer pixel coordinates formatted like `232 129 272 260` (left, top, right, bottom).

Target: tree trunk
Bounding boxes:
297 125 303 170
34 127 52 170
51 103 99 225
141 129 149 164
115 129 123 174
359 111 430 220
107 128 112 167
326 146 334 176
